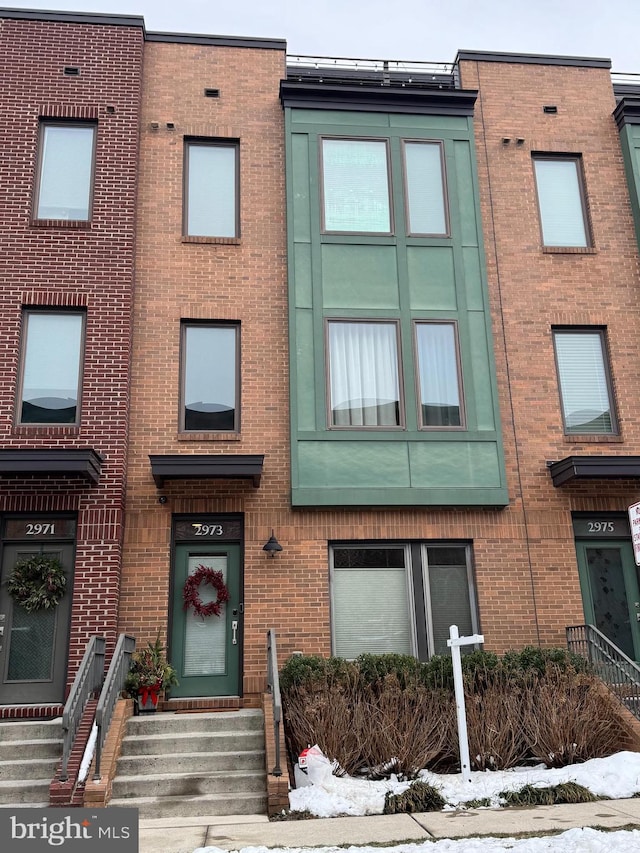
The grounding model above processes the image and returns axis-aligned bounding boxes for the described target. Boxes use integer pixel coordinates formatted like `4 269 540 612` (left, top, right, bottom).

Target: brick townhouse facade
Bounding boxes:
4 6 640 716
0 9 144 717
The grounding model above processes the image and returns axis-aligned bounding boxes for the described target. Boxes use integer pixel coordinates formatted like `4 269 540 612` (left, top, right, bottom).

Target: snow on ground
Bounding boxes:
192 752 640 853
288 749 640 817
193 827 640 853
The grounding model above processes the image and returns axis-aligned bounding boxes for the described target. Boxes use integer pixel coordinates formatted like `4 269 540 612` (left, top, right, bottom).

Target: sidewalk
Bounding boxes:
139 798 640 853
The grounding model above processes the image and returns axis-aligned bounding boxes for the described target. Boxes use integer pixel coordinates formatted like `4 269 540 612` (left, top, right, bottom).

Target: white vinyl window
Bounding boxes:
331 544 477 660
184 141 239 238
533 156 590 247
328 320 402 428
18 312 84 425
35 123 96 221
321 138 391 233
553 329 616 434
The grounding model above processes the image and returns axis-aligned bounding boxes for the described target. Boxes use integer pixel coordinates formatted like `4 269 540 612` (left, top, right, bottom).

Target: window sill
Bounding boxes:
542 246 597 255
13 425 81 436
31 219 91 230
177 432 241 442
563 433 623 444
182 236 241 245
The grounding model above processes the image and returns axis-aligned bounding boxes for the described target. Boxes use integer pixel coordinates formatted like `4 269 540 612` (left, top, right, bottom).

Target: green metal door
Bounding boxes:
0 542 74 704
170 543 242 697
575 539 640 662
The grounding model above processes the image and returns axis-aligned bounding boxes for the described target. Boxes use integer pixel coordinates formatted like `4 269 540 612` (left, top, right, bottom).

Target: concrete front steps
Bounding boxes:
0 718 63 807
108 708 268 818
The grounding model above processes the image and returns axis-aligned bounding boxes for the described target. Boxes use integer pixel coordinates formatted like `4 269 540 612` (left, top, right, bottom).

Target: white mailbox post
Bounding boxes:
447 624 485 785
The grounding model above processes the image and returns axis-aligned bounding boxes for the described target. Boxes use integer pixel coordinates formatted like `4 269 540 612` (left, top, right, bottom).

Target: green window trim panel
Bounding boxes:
284 105 507 507
616 119 640 257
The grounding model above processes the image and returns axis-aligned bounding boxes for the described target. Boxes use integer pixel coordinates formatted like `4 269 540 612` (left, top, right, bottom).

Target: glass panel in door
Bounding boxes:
576 540 640 661
0 543 74 704
171 544 241 697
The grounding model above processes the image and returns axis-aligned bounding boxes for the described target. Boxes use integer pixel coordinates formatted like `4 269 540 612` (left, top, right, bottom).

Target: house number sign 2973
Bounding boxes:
174 518 241 541
191 523 223 536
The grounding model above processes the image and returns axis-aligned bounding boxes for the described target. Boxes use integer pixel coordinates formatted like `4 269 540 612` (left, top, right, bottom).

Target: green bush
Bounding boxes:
279 648 624 778
384 781 446 814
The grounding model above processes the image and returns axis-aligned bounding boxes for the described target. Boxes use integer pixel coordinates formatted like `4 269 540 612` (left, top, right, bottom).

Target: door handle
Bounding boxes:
231 620 238 645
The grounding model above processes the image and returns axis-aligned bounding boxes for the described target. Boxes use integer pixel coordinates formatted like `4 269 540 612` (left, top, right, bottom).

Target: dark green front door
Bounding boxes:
0 542 74 704
575 539 640 661
170 543 242 697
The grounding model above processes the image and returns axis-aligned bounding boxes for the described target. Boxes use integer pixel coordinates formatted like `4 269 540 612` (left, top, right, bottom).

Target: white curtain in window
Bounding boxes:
534 159 588 247
322 139 390 232
554 332 613 433
329 322 400 426
415 323 461 426
404 142 447 234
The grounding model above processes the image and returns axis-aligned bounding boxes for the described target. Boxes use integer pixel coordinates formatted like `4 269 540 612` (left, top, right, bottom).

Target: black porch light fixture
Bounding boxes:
262 530 282 558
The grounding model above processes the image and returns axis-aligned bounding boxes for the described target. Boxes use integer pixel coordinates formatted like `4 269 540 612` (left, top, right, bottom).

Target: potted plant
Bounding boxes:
125 633 178 713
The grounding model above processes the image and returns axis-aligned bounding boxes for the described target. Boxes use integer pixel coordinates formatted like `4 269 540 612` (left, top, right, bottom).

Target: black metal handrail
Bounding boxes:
266 628 282 777
94 633 135 780
566 624 640 720
60 635 106 781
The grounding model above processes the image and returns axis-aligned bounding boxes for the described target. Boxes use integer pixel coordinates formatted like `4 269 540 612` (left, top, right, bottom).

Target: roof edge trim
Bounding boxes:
0 7 145 29
456 49 611 69
146 31 286 50
280 80 477 116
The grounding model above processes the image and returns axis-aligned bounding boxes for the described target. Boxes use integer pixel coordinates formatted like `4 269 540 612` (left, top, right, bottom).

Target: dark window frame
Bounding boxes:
179 320 241 434
552 326 618 436
532 153 592 248
16 308 86 427
319 136 394 236
413 320 466 430
325 317 406 430
183 138 240 239
33 120 97 223
401 139 450 237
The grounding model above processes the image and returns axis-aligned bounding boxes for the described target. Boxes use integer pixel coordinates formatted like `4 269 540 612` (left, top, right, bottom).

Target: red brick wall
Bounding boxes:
458 58 640 647
122 49 640 701
0 16 143 683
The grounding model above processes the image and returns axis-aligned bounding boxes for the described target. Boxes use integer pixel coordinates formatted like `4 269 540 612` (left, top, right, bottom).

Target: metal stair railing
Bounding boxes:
566 624 640 720
60 635 106 781
94 633 136 780
266 628 283 777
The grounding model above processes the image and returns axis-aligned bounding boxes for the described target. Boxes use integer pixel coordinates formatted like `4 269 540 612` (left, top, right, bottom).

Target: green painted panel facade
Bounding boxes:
285 102 507 506
407 247 457 309
322 244 399 309
618 124 640 255
298 441 411 487
408 442 501 488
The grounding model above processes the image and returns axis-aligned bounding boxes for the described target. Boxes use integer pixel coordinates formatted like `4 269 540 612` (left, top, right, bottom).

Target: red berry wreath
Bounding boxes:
183 564 230 618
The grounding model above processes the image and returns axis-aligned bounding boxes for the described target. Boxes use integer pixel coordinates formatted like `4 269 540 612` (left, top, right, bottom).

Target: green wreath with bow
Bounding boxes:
7 554 67 612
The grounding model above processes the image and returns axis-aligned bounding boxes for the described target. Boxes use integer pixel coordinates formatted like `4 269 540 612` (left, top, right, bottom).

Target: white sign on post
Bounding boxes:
629 501 640 567
447 624 484 785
